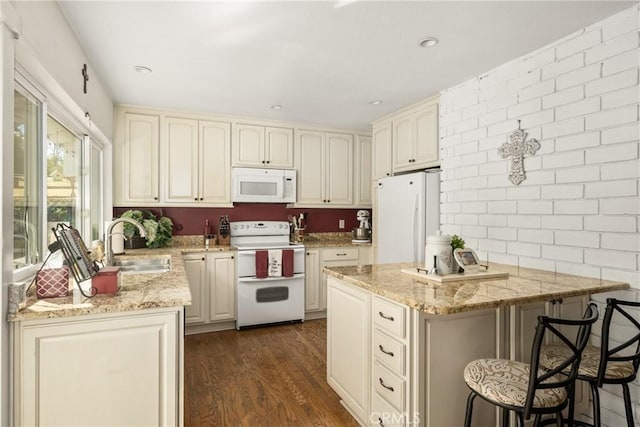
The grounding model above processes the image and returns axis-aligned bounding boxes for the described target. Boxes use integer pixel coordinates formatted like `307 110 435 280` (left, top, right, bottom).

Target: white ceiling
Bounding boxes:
58 1 634 131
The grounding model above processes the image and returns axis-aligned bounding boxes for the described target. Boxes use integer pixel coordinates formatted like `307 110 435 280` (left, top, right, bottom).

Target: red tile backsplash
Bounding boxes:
113 204 366 235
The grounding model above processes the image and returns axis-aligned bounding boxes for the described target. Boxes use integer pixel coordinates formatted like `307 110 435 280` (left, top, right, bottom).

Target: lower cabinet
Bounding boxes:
184 251 236 333
305 246 369 316
12 308 183 426
327 276 371 425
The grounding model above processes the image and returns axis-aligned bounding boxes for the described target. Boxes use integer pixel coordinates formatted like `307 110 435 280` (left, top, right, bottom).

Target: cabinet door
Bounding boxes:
207 253 236 322
164 117 199 203
121 113 160 203
392 115 414 171
200 120 231 204
413 103 439 168
325 132 354 205
265 126 294 168
296 130 325 205
326 276 371 425
183 254 207 324
372 122 392 180
322 247 359 310
305 249 321 311
233 124 265 166
355 135 372 207
17 311 180 426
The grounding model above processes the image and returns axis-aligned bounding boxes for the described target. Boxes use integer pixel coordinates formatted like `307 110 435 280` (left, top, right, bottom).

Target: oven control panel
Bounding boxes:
230 221 290 237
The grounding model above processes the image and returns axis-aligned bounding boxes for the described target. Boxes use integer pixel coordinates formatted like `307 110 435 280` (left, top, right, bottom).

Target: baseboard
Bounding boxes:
185 320 236 335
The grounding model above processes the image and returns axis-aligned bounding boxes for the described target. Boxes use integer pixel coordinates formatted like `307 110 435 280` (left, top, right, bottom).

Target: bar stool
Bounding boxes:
540 298 640 427
463 304 598 427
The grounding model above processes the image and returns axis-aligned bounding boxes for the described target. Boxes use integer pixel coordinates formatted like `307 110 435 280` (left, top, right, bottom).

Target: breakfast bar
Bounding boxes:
323 263 629 427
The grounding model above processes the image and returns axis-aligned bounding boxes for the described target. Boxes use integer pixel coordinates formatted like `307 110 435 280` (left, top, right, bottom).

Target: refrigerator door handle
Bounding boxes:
411 193 419 263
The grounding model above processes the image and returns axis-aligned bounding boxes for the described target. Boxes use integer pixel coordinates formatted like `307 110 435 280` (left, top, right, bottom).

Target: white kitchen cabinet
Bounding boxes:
163 117 231 205
296 130 353 206
327 276 371 425
372 122 393 180
392 102 438 173
355 135 373 207
233 124 294 168
114 112 160 204
207 251 236 322
183 253 207 324
305 249 322 311
12 309 182 426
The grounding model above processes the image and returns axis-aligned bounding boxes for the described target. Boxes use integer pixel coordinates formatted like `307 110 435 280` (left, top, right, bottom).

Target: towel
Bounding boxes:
283 249 294 277
255 250 268 279
268 249 283 277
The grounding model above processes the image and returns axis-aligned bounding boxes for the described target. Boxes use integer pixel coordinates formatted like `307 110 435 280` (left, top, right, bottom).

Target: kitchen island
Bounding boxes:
323 262 629 427
8 247 203 427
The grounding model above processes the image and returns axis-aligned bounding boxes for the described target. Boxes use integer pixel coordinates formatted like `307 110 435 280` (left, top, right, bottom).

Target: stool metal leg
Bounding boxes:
590 382 601 427
464 391 477 427
502 408 510 427
622 383 633 427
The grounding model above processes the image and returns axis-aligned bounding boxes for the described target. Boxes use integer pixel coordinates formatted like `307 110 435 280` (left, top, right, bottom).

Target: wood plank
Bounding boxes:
184 319 359 426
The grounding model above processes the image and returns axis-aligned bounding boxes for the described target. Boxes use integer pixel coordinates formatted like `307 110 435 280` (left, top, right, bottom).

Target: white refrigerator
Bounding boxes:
376 170 440 264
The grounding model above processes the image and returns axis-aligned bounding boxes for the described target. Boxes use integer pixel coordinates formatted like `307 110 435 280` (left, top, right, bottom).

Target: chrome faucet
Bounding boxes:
104 218 146 266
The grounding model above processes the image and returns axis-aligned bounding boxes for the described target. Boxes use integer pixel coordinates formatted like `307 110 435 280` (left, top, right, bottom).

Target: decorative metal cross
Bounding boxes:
498 120 540 185
81 64 89 94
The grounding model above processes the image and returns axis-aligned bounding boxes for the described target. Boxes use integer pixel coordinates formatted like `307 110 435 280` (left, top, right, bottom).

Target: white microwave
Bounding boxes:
232 167 296 203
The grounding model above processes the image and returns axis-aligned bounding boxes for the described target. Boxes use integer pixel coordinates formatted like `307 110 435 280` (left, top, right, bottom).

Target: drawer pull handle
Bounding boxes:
378 311 394 321
336 253 347 256
378 344 394 357
378 417 385 427
379 377 394 392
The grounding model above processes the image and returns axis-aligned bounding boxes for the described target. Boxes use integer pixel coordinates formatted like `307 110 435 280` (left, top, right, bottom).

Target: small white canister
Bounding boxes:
425 231 454 275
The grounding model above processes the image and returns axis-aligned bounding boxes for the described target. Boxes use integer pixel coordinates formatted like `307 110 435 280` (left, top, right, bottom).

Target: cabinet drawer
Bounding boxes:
373 296 406 339
373 329 406 376
373 361 406 412
322 247 359 262
371 392 408 427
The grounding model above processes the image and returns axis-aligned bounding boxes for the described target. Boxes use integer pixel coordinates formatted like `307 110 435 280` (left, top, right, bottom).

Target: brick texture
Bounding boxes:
438 6 639 425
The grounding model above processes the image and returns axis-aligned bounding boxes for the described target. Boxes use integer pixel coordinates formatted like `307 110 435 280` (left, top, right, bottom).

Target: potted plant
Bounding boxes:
120 209 174 249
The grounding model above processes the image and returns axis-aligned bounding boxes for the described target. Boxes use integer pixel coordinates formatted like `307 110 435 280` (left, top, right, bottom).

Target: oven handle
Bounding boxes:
237 273 305 283
237 248 305 256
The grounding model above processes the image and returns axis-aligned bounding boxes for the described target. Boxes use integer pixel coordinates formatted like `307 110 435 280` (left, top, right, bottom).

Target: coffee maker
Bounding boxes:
352 210 371 243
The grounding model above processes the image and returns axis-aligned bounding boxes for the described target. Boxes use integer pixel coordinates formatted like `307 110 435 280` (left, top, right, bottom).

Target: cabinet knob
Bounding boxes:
386 173 390 176
231 256 234 259
194 197 198 201
266 160 270 164
201 257 205 261
154 197 158 200
200 197 203 201
262 160 265 164
327 200 330 203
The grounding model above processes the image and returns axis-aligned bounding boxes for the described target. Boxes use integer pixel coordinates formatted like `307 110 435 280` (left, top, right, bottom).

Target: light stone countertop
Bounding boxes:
302 239 372 248
323 262 629 315
8 246 235 322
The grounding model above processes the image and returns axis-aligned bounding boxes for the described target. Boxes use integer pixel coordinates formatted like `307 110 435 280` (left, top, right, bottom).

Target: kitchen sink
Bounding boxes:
113 256 171 274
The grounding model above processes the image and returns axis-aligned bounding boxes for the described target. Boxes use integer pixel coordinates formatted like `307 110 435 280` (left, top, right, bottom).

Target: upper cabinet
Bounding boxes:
114 105 370 208
296 130 354 206
372 96 439 178
114 112 160 204
163 117 231 204
372 123 392 180
233 124 294 168
355 135 372 206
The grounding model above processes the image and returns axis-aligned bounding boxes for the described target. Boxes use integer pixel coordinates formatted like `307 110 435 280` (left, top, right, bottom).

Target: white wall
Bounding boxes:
439 5 639 426
13 1 113 140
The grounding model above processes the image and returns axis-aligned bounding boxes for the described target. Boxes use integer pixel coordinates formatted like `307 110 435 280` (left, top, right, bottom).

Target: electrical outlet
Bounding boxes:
339 219 345 229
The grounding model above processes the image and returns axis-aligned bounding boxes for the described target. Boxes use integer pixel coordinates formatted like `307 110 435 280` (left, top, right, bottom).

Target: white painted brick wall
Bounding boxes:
438 7 640 425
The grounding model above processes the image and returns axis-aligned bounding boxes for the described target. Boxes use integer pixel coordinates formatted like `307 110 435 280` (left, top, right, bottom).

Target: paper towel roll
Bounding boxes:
105 221 124 255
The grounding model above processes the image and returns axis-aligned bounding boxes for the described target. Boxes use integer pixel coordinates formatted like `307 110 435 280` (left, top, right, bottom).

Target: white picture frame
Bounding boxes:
453 248 481 273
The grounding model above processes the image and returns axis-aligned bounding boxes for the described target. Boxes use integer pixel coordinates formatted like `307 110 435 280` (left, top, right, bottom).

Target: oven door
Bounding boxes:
236 275 305 329
236 248 305 278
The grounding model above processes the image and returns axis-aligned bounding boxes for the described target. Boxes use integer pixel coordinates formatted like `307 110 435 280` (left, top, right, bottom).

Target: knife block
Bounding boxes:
217 232 230 246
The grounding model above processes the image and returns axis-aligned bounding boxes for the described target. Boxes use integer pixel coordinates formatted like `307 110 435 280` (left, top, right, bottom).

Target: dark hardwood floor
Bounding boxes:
184 319 359 426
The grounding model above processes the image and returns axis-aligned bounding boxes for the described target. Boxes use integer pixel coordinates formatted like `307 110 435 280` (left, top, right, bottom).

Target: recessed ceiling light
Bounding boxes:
369 100 383 105
418 37 439 48
270 105 282 110
133 65 152 74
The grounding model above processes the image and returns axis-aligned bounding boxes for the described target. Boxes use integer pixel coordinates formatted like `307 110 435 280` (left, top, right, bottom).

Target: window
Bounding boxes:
13 87 43 269
13 77 105 272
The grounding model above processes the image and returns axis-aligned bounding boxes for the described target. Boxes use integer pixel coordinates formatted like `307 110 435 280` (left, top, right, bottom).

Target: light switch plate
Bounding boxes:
339 219 345 229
